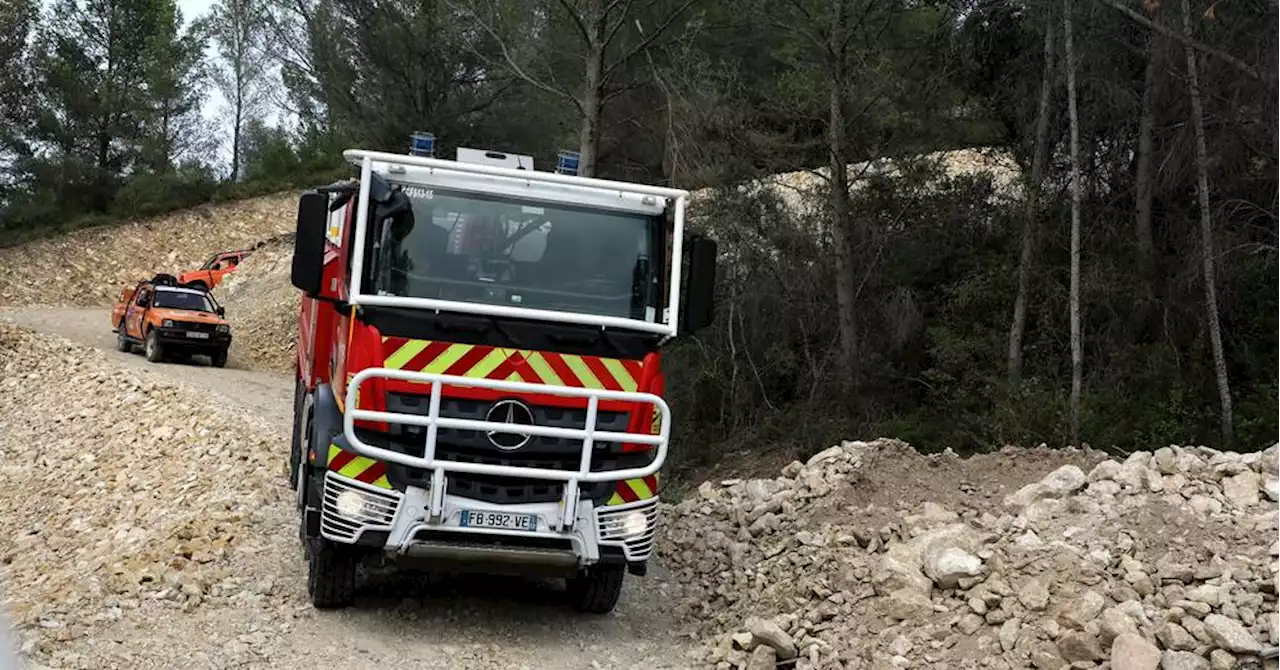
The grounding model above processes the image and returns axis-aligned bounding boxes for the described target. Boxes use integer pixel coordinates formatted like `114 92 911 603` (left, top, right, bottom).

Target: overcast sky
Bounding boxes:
177 0 230 168
31 0 283 171
177 0 215 20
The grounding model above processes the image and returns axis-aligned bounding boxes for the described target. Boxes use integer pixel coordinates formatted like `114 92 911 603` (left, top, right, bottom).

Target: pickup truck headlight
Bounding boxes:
162 319 175 328
216 324 230 334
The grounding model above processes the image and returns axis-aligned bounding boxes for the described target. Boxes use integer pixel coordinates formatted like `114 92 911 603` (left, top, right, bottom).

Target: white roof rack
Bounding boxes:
342 149 688 200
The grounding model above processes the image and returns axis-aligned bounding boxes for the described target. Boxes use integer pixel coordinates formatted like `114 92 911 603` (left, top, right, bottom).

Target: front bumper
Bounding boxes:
318 470 658 569
155 327 231 350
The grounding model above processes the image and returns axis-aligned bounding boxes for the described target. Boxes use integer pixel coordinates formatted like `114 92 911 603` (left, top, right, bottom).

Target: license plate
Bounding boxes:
459 510 537 531
186 331 210 339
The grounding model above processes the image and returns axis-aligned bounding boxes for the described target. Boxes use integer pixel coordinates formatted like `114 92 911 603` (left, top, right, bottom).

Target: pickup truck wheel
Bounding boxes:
115 322 131 352
307 540 357 609
567 563 625 614
144 330 164 363
210 349 228 368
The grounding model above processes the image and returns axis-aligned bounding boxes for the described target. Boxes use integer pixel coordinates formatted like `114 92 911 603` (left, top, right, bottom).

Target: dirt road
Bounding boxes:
0 307 698 670
0 307 294 428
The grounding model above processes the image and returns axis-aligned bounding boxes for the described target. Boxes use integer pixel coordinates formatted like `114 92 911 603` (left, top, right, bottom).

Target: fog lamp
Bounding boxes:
335 490 366 518
620 511 648 538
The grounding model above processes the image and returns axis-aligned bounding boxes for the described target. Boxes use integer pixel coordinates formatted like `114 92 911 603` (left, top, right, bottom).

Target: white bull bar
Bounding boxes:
342 367 670 532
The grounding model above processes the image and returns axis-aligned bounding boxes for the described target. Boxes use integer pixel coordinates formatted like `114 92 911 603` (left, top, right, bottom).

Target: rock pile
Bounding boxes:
0 324 291 669
0 193 296 307
213 235 299 374
660 439 1279 670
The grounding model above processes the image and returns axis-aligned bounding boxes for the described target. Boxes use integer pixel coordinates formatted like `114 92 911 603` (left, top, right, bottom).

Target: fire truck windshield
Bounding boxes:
368 185 661 322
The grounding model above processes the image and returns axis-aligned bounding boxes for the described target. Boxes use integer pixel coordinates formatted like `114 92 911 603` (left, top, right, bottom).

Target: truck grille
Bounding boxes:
179 321 217 332
367 393 649 505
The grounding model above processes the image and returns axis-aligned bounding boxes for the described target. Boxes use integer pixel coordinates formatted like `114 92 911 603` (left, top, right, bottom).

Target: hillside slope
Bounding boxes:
211 236 298 374
0 193 297 307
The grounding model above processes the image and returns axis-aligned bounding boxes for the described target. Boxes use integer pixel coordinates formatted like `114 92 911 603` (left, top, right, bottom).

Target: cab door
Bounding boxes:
112 289 132 328
126 287 151 338
215 253 240 282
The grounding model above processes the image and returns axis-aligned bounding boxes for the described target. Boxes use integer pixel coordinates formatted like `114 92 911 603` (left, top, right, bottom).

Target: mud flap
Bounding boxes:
309 383 343 465
301 384 343 547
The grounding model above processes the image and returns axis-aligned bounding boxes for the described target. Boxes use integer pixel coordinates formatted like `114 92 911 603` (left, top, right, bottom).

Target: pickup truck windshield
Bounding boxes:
154 289 216 312
369 185 661 322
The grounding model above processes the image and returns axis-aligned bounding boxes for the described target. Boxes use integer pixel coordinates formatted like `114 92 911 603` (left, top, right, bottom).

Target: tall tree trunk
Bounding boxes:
1063 0 1083 445
1180 0 1233 445
231 116 242 181
577 0 605 178
93 127 111 211
828 0 858 384
1008 15 1055 385
231 81 244 181
1134 29 1160 313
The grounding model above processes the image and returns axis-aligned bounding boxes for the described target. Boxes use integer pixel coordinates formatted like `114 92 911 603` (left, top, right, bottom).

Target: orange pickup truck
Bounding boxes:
177 248 253 291
111 274 233 367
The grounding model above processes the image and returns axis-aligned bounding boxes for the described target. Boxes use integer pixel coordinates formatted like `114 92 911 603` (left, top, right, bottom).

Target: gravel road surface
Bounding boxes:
0 308 697 670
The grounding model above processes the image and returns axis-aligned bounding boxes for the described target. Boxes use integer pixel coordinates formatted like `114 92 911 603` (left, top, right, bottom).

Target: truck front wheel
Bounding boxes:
116 321 131 352
144 329 165 362
307 540 357 609
210 349 228 368
568 563 625 614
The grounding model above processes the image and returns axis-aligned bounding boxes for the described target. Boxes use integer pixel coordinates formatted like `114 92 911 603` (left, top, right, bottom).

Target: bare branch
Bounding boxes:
447 0 584 113
1094 0 1262 82
603 0 636 17
600 77 649 104
602 0 699 81
601 0 646 51
555 0 593 45
766 18 828 57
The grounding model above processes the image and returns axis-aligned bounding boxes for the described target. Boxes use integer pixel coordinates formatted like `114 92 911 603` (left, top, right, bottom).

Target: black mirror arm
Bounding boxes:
312 295 352 313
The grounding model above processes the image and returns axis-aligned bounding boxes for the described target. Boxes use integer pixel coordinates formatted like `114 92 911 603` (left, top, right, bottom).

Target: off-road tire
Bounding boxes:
144 329 164 363
567 563 625 614
115 321 131 352
210 349 228 368
307 541 357 609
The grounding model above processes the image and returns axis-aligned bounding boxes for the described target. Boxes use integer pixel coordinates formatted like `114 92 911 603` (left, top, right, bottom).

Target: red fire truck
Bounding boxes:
287 136 716 612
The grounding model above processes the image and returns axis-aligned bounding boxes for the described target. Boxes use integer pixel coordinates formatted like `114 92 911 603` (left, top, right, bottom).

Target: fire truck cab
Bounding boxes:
287 136 716 612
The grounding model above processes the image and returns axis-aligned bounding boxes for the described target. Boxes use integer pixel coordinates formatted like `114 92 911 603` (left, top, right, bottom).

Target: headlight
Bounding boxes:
216 324 230 333
334 490 366 518
620 511 649 538
162 319 175 328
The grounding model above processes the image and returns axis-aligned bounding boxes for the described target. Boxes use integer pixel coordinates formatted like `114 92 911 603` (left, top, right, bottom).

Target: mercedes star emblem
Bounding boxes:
485 399 535 450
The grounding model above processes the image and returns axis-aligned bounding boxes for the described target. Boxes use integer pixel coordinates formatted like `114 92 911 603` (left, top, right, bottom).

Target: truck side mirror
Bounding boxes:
291 191 328 295
681 234 717 334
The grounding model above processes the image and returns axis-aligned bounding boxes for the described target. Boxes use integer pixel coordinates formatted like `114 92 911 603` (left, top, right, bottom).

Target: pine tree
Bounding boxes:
138 0 209 173
210 0 270 181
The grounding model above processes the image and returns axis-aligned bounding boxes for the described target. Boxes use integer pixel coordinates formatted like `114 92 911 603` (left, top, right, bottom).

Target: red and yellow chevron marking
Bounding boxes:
605 474 659 506
327 443 391 489
380 338 642 392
